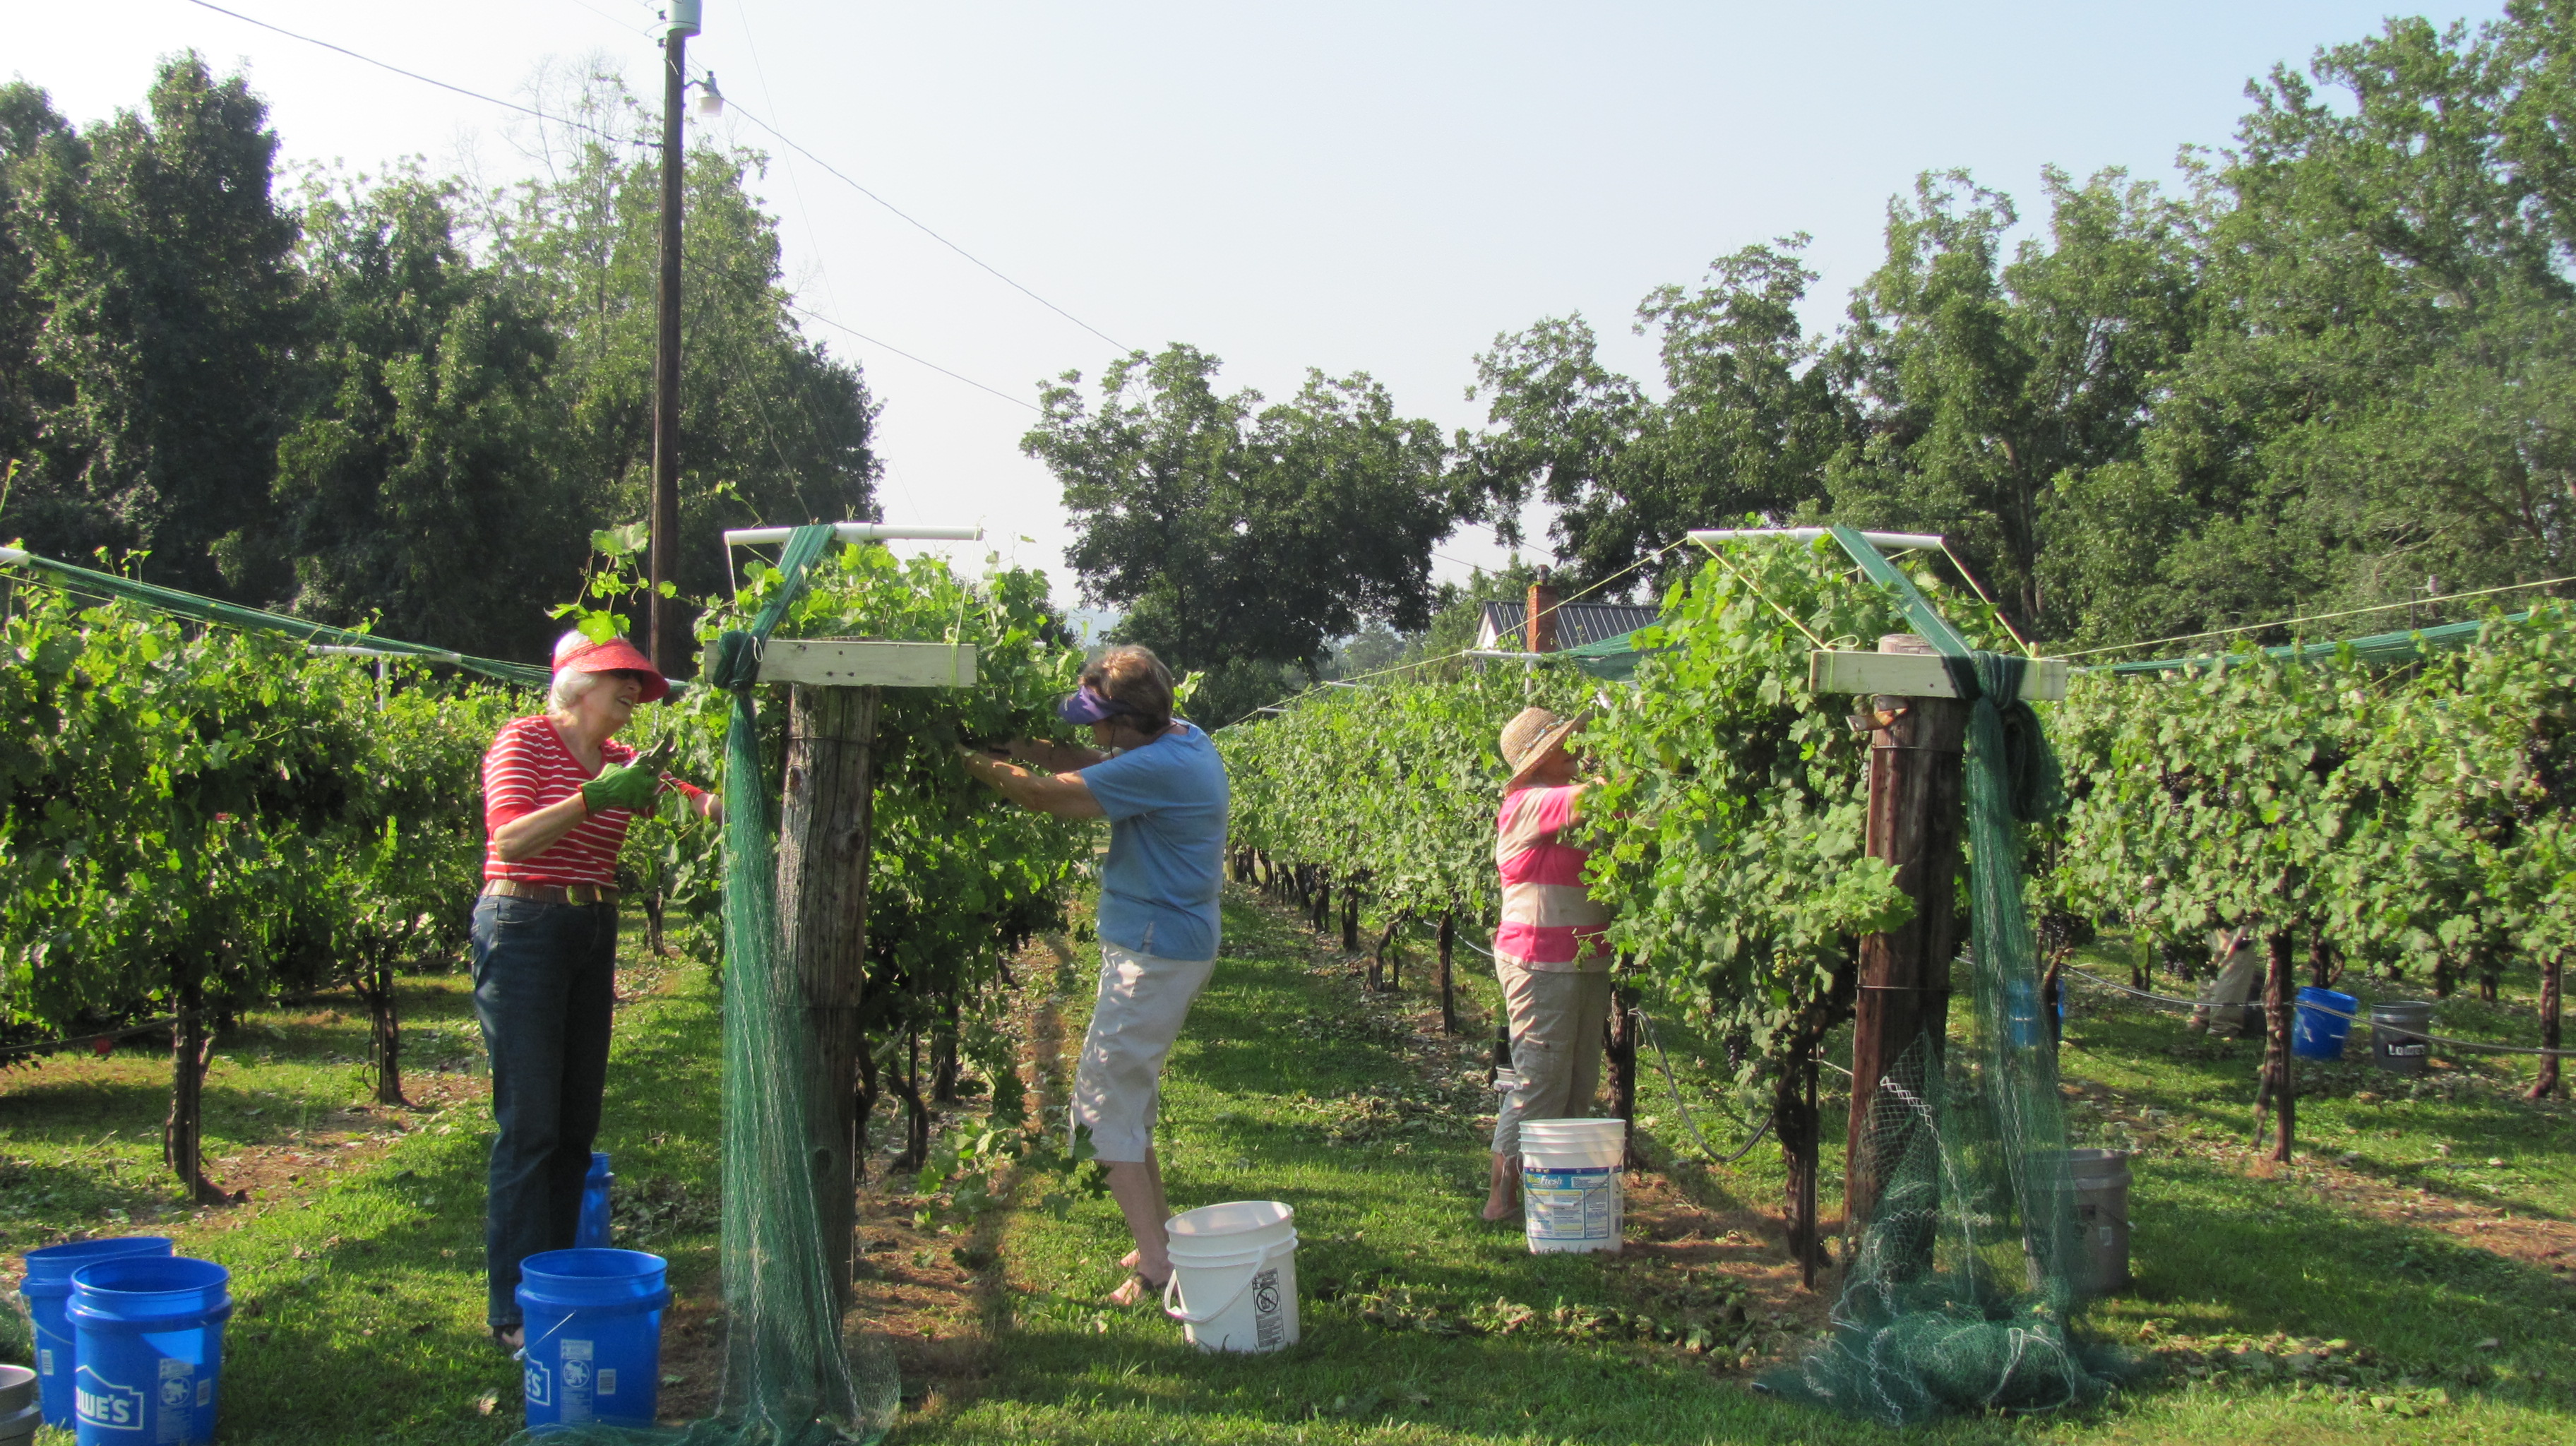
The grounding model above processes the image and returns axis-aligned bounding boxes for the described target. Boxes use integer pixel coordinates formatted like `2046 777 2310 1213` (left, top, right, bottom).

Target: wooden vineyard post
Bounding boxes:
1842 635 1969 1243
745 634 973 1314
777 683 879 1315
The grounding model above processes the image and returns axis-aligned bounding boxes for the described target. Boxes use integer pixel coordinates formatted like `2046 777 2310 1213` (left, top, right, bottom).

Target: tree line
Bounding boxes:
1033 7 2576 726
0 54 878 666
4 12 2566 724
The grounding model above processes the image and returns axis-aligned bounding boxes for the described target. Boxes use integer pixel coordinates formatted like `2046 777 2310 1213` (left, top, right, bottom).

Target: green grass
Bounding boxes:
0 925 722 1444
894 895 2576 1445
6 901 2572 1444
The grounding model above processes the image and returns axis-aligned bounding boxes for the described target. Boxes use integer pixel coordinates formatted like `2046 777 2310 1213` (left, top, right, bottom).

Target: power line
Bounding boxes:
182 0 644 149
186 0 1049 414
720 99 1133 357
785 302 1039 412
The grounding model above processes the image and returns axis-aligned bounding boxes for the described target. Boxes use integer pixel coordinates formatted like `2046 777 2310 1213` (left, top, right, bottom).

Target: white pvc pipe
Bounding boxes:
0 546 28 566
1686 527 1946 551
722 522 983 546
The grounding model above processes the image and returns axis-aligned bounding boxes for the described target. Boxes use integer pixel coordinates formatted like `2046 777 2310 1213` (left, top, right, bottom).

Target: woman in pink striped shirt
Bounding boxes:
1481 706 1613 1222
472 632 716 1351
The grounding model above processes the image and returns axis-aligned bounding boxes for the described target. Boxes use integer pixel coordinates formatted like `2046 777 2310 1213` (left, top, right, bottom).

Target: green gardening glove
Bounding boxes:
582 737 676 815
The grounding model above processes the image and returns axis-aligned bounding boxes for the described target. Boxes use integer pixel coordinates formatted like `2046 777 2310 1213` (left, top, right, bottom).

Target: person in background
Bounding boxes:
956 645 1229 1305
2188 926 2262 1039
1482 705 1613 1222
474 631 720 1352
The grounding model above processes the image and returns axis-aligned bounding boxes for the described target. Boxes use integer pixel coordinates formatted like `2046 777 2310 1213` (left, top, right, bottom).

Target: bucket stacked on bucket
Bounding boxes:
22 1245 234 1446
1162 1201 1299 1354
20 1237 174 1434
1520 1119 1625 1254
515 1248 670 1430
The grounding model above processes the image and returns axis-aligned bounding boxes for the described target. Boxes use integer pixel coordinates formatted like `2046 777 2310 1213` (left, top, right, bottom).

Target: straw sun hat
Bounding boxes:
1498 706 1586 787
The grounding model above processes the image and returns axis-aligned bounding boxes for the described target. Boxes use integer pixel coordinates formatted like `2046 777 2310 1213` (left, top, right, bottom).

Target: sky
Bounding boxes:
14 0 2512 614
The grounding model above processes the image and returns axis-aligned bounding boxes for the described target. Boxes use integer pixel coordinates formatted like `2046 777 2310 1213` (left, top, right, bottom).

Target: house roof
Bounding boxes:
1477 599 1659 651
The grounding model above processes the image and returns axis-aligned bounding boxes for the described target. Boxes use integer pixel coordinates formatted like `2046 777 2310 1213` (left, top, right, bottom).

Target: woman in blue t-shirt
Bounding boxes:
958 645 1229 1304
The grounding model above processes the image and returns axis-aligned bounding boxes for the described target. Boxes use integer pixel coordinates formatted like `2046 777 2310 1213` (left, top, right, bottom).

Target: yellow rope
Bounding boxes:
1687 536 1832 650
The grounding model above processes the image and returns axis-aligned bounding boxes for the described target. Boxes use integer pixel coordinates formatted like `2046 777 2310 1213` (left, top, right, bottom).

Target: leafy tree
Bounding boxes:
1028 343 1459 724
1459 241 1847 599
495 85 881 642
0 83 73 479
1827 168 2200 638
266 171 581 664
4 55 302 599
2080 10 2576 647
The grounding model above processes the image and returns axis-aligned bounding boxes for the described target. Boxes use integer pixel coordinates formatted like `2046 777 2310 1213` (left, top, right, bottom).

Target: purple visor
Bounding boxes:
1057 684 1132 724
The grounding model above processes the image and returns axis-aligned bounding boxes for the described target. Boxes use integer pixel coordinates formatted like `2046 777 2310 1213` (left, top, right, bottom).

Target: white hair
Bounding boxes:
548 666 604 714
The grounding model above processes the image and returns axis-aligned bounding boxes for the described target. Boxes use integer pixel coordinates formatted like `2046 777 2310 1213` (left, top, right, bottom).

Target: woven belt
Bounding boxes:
481 880 619 906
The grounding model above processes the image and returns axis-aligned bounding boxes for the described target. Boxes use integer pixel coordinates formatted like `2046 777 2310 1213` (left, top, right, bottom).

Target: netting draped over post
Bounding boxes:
532 523 896 1446
1761 529 2129 1425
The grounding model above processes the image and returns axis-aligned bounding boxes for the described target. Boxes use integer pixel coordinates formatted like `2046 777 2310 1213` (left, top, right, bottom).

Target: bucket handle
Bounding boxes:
1159 1239 1288 1327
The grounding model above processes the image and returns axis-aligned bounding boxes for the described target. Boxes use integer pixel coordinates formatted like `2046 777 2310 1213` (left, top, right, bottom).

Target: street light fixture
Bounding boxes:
696 73 724 117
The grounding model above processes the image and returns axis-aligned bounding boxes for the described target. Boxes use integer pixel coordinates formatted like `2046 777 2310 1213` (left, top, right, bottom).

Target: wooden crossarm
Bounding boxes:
1808 650 2067 701
732 639 979 688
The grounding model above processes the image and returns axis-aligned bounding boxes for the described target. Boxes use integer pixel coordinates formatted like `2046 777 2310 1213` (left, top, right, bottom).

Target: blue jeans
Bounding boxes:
470 894 618 1330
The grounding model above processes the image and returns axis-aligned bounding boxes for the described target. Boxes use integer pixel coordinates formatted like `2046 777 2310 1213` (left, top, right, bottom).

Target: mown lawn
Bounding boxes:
897 891 2576 1445
0 928 721 1444
4 896 2570 1445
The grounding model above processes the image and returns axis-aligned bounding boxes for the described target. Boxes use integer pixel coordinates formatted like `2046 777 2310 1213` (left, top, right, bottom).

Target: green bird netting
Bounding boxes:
1757 529 2135 1426
525 522 898 1445
0 546 554 688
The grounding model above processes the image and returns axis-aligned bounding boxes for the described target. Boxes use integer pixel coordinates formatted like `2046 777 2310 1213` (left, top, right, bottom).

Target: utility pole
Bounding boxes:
649 0 700 671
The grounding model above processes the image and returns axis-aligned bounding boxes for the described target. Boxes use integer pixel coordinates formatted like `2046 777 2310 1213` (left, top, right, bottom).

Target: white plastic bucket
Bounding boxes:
1520 1118 1624 1254
1162 1200 1299 1353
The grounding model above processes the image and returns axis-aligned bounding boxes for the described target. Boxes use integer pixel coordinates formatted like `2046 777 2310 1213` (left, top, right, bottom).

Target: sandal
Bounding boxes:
1107 1268 1169 1308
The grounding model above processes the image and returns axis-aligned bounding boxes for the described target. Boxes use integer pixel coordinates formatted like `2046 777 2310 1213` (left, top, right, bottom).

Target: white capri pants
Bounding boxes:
1071 942 1216 1163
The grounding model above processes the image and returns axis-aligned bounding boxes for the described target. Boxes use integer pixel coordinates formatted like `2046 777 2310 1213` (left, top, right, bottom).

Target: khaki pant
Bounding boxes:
1491 960 1614 1157
2192 940 2262 1038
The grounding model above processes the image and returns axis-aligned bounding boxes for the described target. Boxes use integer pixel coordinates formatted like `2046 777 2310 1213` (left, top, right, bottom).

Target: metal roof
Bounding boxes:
1478 599 1659 651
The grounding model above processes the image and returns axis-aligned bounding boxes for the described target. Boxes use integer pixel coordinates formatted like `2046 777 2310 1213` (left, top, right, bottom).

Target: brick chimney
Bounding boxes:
1526 567 1559 654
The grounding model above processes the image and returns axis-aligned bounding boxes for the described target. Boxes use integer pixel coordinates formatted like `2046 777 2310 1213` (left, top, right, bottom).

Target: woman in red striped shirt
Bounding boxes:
472 633 716 1352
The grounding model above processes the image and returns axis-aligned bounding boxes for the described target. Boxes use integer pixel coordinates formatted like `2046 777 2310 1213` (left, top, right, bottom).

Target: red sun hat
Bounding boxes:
552 633 671 704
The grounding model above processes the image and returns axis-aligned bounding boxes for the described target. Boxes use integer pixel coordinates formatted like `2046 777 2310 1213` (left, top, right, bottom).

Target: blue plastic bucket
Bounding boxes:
18 1237 174 1430
2294 987 2359 1060
515 1248 669 1430
2003 977 2066 1048
576 1152 614 1250
63 1255 230 1446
